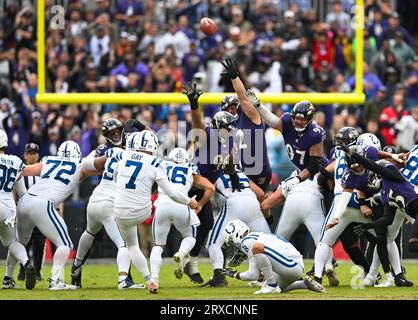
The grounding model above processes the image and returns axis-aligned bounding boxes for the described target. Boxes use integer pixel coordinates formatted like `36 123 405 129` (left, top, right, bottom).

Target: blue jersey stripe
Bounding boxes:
47 202 68 247
264 246 297 268
50 203 72 248
264 245 294 263
209 205 226 245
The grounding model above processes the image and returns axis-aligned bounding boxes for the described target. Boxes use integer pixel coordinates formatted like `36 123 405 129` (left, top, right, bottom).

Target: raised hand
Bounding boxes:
182 82 202 110
221 57 239 79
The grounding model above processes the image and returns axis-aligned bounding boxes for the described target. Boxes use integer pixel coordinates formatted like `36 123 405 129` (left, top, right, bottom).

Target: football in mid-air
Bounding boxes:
200 17 218 36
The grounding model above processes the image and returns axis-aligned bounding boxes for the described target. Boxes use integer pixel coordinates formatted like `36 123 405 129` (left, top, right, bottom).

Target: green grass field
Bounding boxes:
1 260 417 300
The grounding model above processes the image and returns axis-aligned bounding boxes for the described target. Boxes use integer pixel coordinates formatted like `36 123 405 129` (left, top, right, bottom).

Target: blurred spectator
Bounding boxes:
404 56 418 107
365 119 387 149
182 41 204 83
367 8 388 49
382 12 413 47
155 20 190 60
348 61 383 101
390 31 415 73
115 0 144 31
326 0 351 37
395 105 418 152
352 30 377 67
379 93 408 146
363 86 388 124
312 30 333 72
90 25 110 66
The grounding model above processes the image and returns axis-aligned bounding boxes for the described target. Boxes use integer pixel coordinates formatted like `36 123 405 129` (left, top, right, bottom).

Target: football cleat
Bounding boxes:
2 277 16 289
118 277 146 289
71 261 83 288
49 279 77 290
184 262 204 284
325 263 339 287
199 269 228 287
304 276 326 293
24 262 36 290
148 279 158 294
36 272 43 281
394 273 413 287
173 252 187 279
18 264 25 281
254 283 281 295
375 277 395 288
363 274 377 287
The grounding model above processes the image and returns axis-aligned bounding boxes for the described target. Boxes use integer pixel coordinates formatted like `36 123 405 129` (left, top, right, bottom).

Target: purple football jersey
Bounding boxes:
379 162 418 212
236 111 271 178
342 146 380 197
192 126 236 183
280 112 325 170
95 142 114 157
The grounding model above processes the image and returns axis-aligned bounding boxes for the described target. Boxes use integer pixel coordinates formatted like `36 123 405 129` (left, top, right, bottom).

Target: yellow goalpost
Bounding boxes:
35 0 365 105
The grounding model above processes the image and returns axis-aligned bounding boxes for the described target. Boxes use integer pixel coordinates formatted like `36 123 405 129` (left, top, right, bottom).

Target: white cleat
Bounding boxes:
174 252 187 279
325 263 339 287
148 278 158 294
49 279 77 290
304 276 326 293
247 280 264 287
363 274 377 287
254 283 281 295
375 277 395 288
118 277 146 289
2 277 16 289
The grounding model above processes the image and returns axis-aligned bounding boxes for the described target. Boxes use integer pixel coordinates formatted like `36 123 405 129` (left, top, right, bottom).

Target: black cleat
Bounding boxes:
314 276 323 285
24 262 36 290
2 276 16 289
199 269 228 287
36 272 43 281
184 262 204 284
17 264 25 281
395 273 414 287
71 261 83 288
306 266 315 277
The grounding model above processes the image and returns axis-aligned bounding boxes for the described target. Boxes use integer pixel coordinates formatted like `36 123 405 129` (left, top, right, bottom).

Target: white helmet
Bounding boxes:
126 130 159 155
168 147 190 164
223 219 251 246
57 141 81 158
0 129 8 148
356 133 381 151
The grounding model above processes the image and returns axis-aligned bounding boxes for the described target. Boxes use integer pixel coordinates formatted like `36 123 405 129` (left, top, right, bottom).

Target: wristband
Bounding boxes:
358 198 366 206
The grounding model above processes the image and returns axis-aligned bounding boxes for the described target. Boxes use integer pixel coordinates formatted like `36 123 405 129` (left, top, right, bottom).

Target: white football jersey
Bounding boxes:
154 161 198 206
280 170 323 199
90 147 124 203
240 232 302 265
0 154 25 204
214 171 256 207
402 145 418 187
333 148 346 195
28 156 84 206
113 150 168 218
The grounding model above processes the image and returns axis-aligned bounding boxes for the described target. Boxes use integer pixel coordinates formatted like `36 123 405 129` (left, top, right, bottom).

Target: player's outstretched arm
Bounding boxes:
22 162 43 176
192 174 215 209
325 189 353 230
14 175 27 198
183 82 204 130
244 90 282 131
80 155 108 180
221 58 261 125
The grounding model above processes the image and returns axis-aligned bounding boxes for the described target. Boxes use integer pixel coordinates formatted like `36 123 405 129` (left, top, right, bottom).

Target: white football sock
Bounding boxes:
368 247 380 279
178 237 196 257
314 242 330 279
51 246 70 281
74 231 95 267
326 249 334 266
116 247 130 274
5 249 19 278
128 245 150 282
253 254 276 285
208 244 224 270
188 255 199 274
9 242 29 266
388 241 402 275
150 246 163 279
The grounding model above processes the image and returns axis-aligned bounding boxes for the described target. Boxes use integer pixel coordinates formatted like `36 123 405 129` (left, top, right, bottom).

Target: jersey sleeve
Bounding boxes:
15 157 25 175
310 125 326 145
95 144 108 157
154 159 167 181
189 162 199 175
240 236 257 257
341 170 355 189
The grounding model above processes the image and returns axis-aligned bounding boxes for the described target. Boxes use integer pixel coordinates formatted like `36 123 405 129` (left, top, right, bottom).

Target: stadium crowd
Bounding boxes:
0 0 417 255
